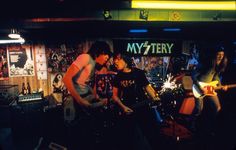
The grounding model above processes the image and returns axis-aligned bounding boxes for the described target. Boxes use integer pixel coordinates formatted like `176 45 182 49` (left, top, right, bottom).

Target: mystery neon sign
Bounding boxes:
113 40 181 56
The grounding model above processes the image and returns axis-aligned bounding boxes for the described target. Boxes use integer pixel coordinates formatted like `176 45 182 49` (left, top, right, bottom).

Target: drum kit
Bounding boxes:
155 74 195 140
99 73 189 141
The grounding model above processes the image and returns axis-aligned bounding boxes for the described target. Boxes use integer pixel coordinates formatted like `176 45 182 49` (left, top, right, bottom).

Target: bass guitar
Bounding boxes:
129 99 162 111
113 98 165 122
192 80 236 98
63 94 107 123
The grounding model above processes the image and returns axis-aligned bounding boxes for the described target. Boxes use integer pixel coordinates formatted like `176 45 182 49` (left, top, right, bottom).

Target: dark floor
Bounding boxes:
1 94 236 150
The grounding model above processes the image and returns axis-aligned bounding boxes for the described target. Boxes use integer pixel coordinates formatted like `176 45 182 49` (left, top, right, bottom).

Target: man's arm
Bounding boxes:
63 64 91 107
112 87 133 114
213 74 228 91
138 69 160 101
145 84 160 101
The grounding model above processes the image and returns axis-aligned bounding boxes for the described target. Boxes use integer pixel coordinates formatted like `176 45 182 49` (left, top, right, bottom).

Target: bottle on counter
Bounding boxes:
22 83 27 95
27 82 31 94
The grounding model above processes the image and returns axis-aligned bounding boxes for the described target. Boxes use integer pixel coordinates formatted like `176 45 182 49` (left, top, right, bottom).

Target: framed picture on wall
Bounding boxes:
0 47 9 80
51 73 65 93
7 45 35 77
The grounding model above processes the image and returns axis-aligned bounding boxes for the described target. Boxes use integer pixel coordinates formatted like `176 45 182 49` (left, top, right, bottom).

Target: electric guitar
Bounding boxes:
63 95 76 123
63 94 107 123
129 99 162 111
114 97 165 120
192 80 236 98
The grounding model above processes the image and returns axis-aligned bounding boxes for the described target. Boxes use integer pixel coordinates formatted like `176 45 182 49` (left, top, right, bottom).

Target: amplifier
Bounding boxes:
10 100 46 137
18 92 43 103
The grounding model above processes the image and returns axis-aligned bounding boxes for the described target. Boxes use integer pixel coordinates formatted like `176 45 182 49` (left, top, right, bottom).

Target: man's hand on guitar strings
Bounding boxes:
99 98 108 107
153 95 160 101
90 98 108 108
122 106 134 115
222 85 228 91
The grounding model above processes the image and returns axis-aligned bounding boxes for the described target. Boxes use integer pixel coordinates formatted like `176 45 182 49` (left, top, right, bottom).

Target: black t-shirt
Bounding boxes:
113 68 149 106
95 74 115 98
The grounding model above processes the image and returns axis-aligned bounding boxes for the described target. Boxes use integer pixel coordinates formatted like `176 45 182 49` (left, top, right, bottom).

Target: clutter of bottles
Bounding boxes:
21 82 31 95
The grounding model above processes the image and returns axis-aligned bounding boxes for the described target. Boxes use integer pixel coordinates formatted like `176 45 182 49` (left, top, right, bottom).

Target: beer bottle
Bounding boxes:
22 83 27 95
27 82 31 94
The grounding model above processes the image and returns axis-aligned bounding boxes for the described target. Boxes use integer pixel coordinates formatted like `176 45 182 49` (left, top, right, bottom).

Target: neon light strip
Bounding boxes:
163 28 181 31
132 1 236 10
129 29 148 33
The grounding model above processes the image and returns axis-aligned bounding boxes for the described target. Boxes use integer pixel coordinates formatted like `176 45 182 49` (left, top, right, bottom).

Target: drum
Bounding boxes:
178 75 195 115
159 87 185 117
179 92 195 115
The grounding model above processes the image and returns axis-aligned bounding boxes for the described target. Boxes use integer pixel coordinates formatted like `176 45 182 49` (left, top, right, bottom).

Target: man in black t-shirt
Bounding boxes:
112 53 161 150
112 54 160 113
113 67 150 106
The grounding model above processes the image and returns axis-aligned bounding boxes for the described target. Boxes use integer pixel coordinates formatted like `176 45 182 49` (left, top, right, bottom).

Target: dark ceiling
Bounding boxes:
9 21 236 41
1 0 129 18
0 0 235 42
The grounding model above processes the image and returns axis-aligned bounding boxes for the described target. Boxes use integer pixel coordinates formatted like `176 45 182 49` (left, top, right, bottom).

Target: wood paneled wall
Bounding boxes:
0 39 113 97
0 44 50 96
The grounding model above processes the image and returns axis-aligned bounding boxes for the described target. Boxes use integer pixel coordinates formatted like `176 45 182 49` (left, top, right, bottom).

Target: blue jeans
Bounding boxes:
194 95 221 135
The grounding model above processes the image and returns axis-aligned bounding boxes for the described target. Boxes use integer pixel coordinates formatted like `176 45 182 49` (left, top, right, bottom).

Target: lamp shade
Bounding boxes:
8 29 21 39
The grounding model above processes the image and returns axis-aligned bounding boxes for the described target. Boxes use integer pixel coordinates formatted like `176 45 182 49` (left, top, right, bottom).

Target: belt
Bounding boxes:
80 91 92 98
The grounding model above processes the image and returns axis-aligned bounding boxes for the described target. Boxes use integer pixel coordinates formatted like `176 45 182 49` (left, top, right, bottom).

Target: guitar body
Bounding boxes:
63 95 76 123
63 94 98 123
193 80 221 98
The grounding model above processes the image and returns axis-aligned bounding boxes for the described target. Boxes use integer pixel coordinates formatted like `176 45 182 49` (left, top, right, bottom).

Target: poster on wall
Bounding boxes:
0 47 9 80
7 46 35 77
51 73 66 93
51 73 66 103
35 45 48 80
133 56 170 88
47 44 73 73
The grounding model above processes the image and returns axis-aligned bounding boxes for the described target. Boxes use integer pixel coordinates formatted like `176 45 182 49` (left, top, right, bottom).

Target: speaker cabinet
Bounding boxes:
10 100 45 137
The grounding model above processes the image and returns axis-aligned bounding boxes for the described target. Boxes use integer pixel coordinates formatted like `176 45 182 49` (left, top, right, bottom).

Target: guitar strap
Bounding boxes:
213 72 221 86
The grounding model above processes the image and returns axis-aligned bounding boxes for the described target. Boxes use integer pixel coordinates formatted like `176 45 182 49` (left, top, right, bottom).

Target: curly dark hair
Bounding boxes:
87 41 112 59
214 46 228 73
113 53 133 68
201 45 228 74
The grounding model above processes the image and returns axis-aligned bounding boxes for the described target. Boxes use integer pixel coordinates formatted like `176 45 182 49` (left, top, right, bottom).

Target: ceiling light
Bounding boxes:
131 1 236 10
0 38 25 44
8 29 21 39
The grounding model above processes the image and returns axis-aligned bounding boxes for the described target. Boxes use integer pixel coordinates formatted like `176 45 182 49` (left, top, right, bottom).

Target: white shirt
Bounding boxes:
72 54 95 95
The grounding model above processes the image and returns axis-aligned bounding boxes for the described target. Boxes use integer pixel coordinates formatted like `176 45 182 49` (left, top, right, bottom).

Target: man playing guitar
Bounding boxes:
63 41 112 150
192 46 228 138
112 53 161 150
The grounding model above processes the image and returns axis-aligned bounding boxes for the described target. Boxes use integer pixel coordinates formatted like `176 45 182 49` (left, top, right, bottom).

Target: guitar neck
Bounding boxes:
131 99 161 110
130 100 149 109
216 84 236 90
